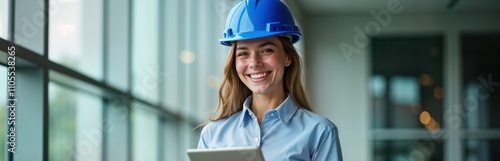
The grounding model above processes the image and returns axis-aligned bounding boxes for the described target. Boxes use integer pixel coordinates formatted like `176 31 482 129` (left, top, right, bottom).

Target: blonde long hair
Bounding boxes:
210 36 312 122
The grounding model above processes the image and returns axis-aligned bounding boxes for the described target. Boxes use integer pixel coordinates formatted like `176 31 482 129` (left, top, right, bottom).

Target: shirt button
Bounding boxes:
254 138 259 142
271 113 275 116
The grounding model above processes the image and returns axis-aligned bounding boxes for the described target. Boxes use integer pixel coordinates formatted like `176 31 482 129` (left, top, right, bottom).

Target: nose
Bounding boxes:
248 53 263 69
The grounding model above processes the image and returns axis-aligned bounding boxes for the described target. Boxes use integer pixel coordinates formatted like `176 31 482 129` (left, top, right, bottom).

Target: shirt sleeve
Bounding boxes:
312 126 343 161
197 125 210 149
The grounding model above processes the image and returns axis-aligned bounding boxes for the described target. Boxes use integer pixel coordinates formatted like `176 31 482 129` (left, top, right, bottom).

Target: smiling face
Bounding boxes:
235 36 291 95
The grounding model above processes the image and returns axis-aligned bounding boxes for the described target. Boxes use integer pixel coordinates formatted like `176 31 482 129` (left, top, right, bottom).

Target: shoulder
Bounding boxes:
295 108 338 132
294 109 341 151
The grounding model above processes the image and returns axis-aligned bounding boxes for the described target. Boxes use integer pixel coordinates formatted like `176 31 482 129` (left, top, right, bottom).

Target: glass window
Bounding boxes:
374 140 443 161
163 119 178 161
163 0 182 113
371 36 443 129
178 121 199 161
49 82 103 161
371 75 387 98
2 1 226 161
464 139 500 161
49 0 103 80
194 0 230 121
49 82 75 161
132 102 159 161
163 0 230 120
0 0 8 39
105 0 130 92
104 100 129 161
390 76 420 106
14 0 45 54
0 66 7 160
461 34 500 129
131 0 160 104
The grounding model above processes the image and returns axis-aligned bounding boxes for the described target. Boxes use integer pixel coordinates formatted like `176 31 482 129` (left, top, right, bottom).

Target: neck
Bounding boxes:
251 90 287 125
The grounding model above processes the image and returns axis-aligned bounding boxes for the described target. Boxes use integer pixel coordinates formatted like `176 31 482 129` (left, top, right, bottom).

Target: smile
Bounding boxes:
248 71 271 79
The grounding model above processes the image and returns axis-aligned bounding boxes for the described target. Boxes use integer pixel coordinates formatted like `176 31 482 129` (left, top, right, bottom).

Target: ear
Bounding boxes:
285 55 291 67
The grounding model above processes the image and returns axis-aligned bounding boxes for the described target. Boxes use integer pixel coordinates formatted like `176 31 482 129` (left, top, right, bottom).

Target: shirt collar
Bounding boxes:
238 93 298 127
238 96 253 127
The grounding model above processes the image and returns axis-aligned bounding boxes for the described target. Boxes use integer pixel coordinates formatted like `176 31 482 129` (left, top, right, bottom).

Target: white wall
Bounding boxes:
305 11 500 161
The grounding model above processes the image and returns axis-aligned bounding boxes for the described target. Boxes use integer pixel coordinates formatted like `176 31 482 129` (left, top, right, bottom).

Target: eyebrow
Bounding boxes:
236 42 277 50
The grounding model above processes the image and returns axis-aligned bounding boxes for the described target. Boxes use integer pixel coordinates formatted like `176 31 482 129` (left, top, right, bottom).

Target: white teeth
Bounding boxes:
250 72 268 79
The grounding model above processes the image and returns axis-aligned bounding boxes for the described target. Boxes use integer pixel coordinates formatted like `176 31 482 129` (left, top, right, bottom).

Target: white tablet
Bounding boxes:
187 146 265 161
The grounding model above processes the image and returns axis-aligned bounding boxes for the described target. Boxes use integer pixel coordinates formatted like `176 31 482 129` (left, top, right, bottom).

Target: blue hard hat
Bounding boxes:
219 0 302 46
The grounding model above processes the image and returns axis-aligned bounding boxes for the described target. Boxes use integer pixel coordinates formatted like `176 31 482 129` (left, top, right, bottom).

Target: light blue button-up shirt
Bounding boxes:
197 94 343 161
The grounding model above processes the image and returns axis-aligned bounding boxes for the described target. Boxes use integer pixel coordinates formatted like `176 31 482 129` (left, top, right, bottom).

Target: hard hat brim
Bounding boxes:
219 31 301 46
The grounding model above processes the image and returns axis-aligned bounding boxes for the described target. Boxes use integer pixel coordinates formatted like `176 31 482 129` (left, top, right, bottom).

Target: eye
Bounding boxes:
237 52 248 57
261 48 274 54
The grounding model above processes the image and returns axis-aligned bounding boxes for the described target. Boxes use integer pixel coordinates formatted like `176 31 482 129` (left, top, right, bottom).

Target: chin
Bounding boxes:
250 88 269 94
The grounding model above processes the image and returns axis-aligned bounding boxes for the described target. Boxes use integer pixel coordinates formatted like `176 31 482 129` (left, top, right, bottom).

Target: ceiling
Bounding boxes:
294 0 500 14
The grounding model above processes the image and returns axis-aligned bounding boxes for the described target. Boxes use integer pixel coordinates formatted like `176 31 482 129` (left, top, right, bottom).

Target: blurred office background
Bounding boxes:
0 0 499 161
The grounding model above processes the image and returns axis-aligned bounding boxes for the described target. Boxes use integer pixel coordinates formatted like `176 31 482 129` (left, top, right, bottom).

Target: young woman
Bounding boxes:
197 0 343 160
